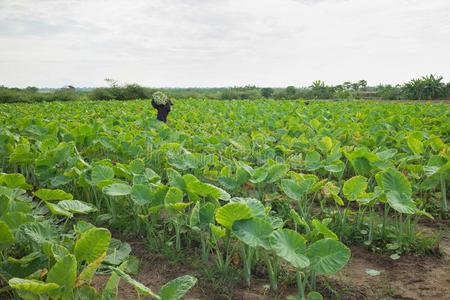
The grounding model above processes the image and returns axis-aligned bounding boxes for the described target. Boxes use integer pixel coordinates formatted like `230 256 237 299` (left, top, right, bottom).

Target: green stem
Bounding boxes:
263 253 278 291
296 271 305 299
441 174 448 215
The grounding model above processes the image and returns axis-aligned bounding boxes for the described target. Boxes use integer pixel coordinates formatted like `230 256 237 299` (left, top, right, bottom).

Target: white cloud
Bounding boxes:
0 0 449 87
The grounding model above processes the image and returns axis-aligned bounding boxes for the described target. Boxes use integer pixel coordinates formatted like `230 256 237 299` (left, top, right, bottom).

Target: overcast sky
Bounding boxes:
1 0 449 88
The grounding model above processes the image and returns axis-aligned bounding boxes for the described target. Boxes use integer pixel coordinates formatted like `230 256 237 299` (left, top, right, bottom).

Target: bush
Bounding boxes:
403 75 447 100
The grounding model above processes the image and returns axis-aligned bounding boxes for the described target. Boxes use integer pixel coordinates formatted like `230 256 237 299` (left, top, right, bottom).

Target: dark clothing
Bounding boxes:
151 99 173 122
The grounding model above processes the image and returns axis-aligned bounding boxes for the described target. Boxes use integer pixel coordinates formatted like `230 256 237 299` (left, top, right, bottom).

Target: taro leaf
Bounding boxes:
124 256 140 275
281 178 314 201
91 165 114 183
74 228 111 263
166 168 187 191
269 229 309 269
51 244 70 262
58 200 96 214
377 149 397 160
0 220 14 250
311 219 338 240
158 275 198 300
324 161 345 173
20 222 58 245
0 173 30 189
183 174 230 200
129 159 145 174
2 212 34 230
130 184 153 206
210 224 226 240
8 278 59 294
319 136 333 153
249 168 268 184
73 220 95 234
229 198 265 218
46 202 73 218
102 183 132 197
46 254 77 299
306 239 350 275
198 203 216 226
111 267 160 298
380 169 412 197
343 176 368 201
265 164 289 183
305 151 322 171
407 136 424 155
104 239 132 265
386 191 416 214
164 187 183 205
232 218 272 250
33 189 73 201
215 203 253 229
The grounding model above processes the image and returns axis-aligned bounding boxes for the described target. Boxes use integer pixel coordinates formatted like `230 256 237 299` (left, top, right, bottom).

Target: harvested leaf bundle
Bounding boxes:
152 91 169 105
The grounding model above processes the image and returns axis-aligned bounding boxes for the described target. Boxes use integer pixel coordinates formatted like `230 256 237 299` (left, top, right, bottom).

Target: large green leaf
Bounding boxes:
407 136 424 155
57 200 97 214
0 173 30 189
306 239 350 275
183 174 230 200
386 191 416 214
380 168 412 196
229 198 265 217
281 178 314 201
269 229 309 269
265 164 289 183
130 184 153 205
8 278 59 294
91 165 114 183
102 183 132 197
74 227 111 263
343 176 368 201
158 275 197 300
0 220 14 250
232 218 272 249
215 203 252 229
46 254 77 298
311 219 338 240
47 202 73 218
164 187 184 205
20 222 58 245
104 239 131 265
33 189 73 201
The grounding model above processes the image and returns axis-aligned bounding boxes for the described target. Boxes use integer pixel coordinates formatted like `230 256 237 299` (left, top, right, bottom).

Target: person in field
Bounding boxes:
151 91 173 123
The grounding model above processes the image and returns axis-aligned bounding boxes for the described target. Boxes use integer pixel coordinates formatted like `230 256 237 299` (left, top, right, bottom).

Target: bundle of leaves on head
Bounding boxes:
152 91 169 105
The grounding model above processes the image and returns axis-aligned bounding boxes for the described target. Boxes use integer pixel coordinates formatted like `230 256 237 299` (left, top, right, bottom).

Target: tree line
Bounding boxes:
1 75 449 103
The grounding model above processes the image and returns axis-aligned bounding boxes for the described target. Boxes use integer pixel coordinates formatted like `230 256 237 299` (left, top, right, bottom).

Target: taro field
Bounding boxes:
0 99 449 299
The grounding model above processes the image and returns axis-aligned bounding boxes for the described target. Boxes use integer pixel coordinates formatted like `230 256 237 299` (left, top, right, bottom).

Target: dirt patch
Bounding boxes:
333 245 450 300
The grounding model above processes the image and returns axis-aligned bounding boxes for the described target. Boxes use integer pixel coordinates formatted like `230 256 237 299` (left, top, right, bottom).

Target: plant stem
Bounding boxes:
441 174 448 215
296 271 305 299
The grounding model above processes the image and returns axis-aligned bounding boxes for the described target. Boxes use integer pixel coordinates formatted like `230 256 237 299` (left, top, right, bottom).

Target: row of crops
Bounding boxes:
0 99 449 299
